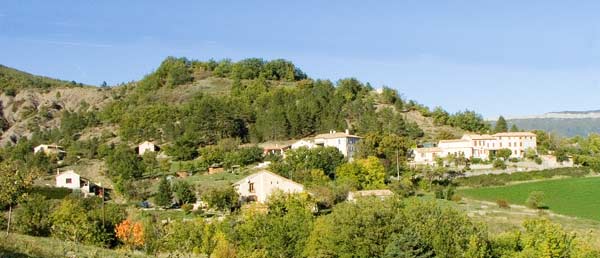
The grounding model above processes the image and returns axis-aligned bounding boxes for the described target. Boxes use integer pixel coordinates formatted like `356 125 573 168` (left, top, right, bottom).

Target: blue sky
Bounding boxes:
1 1 600 118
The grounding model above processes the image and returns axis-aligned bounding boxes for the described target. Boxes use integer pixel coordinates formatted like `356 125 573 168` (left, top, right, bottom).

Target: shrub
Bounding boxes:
4 87 16 97
13 194 52 236
496 199 510 209
471 158 483 164
526 191 545 209
509 158 519 163
0 212 6 230
451 194 462 202
493 159 507 170
202 186 239 211
534 157 543 165
182 203 193 214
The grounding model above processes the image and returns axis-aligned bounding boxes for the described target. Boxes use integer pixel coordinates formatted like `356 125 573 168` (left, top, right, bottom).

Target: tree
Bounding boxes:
115 219 145 250
510 124 519 132
336 156 386 190
496 148 512 160
13 194 51 236
494 116 508 133
172 181 197 205
105 144 145 196
154 177 172 207
0 162 35 235
526 191 545 209
202 186 239 211
50 198 100 244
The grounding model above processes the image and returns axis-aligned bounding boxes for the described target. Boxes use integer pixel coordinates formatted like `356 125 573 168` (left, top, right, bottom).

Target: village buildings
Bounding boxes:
412 132 538 165
233 170 304 203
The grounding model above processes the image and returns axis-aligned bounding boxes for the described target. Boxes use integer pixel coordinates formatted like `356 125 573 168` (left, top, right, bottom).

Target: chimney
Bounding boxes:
345 129 350 135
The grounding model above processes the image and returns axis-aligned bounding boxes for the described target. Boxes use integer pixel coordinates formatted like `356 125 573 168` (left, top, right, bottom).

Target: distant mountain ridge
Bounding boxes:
498 110 600 137
505 110 600 120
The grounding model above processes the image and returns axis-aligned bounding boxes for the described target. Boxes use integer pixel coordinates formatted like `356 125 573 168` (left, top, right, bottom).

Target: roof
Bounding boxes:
35 144 65 149
439 139 470 143
56 170 89 181
413 147 442 153
349 189 394 197
463 134 496 140
493 132 537 137
263 144 291 150
314 132 362 139
233 170 304 189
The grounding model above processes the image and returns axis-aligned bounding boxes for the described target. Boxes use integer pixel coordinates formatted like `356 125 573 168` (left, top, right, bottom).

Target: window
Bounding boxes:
66 178 72 184
249 182 255 193
520 142 523 147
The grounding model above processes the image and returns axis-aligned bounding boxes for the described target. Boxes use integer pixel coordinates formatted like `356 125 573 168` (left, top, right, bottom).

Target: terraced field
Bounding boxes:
459 177 600 221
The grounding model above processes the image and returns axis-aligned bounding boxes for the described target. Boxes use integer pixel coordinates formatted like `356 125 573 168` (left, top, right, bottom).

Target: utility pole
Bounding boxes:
99 183 105 228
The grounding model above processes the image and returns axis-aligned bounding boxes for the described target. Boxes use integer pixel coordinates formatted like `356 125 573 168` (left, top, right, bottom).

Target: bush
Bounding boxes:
508 158 519 163
470 158 483 164
526 191 545 209
14 194 52 236
202 186 239 211
496 199 510 209
534 157 543 165
0 212 6 230
451 194 462 202
493 159 507 170
181 203 193 214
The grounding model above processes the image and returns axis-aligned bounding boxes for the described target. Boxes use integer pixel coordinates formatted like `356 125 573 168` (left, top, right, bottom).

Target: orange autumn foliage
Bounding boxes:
115 219 144 248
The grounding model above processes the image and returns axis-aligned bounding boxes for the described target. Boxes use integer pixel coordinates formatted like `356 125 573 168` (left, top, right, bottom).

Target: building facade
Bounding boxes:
411 132 537 165
314 130 362 159
233 170 304 203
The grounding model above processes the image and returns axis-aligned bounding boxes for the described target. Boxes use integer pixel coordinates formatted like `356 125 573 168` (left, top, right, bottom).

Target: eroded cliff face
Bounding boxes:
0 87 114 145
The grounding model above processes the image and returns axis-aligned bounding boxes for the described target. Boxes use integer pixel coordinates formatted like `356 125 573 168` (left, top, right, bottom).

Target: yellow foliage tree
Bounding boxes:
115 219 144 249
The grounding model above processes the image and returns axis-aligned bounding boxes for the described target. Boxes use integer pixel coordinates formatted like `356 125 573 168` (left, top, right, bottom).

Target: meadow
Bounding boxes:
459 176 600 221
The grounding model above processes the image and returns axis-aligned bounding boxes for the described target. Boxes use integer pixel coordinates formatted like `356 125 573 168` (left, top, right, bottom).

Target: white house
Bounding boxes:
233 170 304 203
291 139 317 150
437 139 473 158
55 170 95 195
314 129 362 159
461 134 498 159
412 147 442 165
138 141 160 156
34 144 65 156
347 189 394 202
493 132 537 158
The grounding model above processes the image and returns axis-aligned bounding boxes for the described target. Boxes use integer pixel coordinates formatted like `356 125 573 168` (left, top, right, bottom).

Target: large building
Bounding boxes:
412 132 537 165
313 129 362 159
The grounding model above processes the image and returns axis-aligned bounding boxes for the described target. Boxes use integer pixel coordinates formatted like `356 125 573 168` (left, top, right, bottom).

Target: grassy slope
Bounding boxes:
0 233 149 258
459 177 600 221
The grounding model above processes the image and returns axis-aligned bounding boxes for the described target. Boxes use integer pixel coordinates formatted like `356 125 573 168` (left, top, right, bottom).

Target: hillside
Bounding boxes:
0 59 471 146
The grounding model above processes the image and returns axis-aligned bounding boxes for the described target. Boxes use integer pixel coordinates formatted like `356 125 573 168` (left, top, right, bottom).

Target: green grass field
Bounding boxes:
459 177 600 221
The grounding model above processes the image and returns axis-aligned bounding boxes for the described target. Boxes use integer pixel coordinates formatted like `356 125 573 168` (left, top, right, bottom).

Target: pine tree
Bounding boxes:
510 124 519 132
154 177 172 207
494 116 508 133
